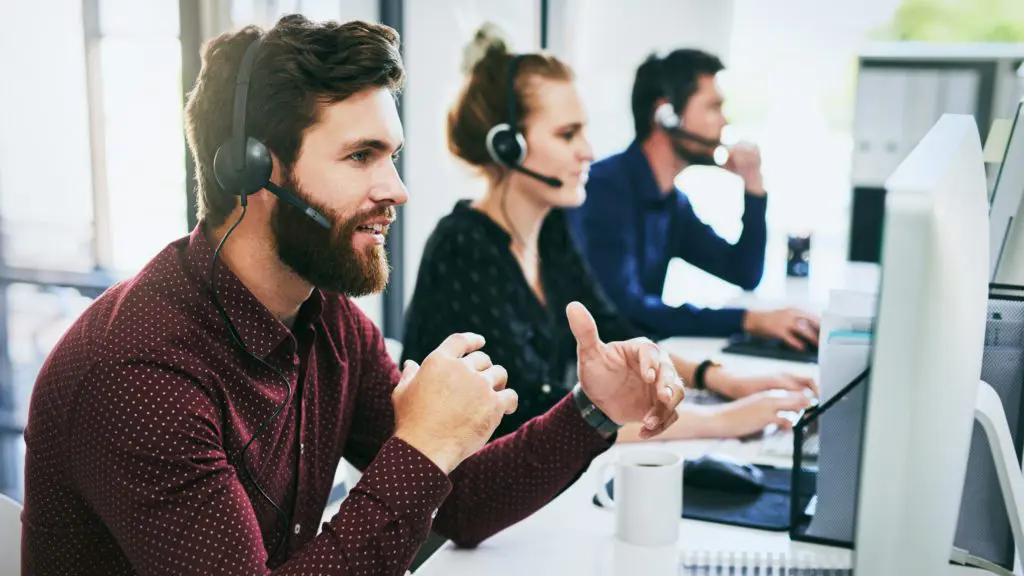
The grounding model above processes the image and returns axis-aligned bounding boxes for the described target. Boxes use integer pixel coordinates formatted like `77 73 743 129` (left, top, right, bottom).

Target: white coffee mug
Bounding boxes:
595 449 683 546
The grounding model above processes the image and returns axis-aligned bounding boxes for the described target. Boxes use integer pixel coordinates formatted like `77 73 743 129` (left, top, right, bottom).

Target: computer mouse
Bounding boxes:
684 454 766 494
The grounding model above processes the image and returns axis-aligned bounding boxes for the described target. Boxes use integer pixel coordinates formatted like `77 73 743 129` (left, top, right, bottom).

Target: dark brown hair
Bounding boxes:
632 49 724 142
447 23 573 176
184 15 405 227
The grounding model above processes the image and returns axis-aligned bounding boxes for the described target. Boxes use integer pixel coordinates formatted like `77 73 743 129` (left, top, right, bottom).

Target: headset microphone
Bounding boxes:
653 54 730 168
485 55 565 188
264 182 332 229
653 102 729 167
508 163 563 188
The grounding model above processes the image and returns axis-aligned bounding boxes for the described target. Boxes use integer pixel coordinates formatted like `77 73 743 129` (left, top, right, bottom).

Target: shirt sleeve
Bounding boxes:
553 211 644 344
672 191 768 290
577 173 747 338
68 353 449 576
348 320 612 550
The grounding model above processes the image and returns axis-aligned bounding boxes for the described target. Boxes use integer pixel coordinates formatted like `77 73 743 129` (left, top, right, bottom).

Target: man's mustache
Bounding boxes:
338 205 398 234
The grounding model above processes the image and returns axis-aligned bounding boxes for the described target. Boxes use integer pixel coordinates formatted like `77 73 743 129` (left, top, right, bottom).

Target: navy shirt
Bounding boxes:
567 140 768 339
401 201 642 440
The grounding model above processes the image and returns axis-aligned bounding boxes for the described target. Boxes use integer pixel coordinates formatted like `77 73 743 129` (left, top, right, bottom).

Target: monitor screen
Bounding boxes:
989 99 1024 282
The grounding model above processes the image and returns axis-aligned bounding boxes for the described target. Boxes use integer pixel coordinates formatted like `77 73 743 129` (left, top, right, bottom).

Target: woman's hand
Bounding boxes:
707 368 819 400
709 390 813 438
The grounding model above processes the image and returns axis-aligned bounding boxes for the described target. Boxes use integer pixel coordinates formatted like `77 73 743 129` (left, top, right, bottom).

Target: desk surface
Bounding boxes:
415 269 991 575
415 336 839 576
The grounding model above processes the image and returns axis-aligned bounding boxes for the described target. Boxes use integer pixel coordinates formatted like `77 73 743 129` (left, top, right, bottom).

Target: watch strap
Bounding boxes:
571 383 622 434
694 359 720 391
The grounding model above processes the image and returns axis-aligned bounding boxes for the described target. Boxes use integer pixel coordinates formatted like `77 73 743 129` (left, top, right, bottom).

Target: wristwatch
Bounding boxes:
571 383 622 435
693 359 720 391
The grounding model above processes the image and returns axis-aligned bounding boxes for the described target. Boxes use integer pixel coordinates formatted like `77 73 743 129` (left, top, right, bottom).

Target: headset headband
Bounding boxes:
232 36 264 168
507 54 524 133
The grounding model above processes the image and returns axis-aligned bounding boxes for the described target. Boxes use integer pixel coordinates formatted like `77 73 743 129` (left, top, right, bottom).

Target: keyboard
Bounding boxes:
722 334 819 364
680 550 850 574
760 432 820 460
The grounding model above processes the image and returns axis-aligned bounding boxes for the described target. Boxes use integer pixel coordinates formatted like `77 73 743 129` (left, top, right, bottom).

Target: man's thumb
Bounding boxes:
566 301 601 352
398 359 420 387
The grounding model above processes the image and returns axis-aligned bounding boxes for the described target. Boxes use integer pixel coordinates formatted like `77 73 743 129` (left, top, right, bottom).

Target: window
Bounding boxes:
0 1 96 272
0 0 187 501
0 0 392 502
666 0 907 305
98 0 188 271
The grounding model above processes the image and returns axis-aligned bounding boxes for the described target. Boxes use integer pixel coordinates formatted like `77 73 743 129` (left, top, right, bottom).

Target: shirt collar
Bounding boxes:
623 139 673 205
183 224 325 359
453 200 511 244
451 199 567 253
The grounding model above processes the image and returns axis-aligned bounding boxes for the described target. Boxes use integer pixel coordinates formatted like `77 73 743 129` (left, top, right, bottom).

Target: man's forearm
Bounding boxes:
431 395 612 548
314 437 452 575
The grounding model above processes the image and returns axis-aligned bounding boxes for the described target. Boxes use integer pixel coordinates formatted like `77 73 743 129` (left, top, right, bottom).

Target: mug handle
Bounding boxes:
595 462 615 510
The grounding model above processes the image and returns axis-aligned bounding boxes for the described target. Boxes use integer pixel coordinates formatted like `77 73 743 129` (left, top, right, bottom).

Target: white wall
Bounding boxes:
552 0 736 160
401 0 540 305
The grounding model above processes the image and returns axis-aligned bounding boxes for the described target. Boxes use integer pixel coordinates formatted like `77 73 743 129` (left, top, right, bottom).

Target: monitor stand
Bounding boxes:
956 381 1024 573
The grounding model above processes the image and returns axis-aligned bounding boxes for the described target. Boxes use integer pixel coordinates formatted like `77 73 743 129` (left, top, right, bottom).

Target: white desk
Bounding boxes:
416 341 989 575
415 266 990 575
414 337 839 576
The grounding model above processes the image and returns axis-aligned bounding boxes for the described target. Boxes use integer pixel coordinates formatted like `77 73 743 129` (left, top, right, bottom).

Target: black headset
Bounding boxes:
484 55 563 188
651 56 728 165
212 36 332 229
208 35 308 560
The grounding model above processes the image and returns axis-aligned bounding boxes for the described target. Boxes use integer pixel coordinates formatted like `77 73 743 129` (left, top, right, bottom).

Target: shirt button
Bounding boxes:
294 523 301 535
431 509 438 519
300 443 304 454
541 384 551 394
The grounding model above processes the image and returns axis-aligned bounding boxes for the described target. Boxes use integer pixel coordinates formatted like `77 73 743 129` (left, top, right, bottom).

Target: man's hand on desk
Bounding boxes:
705 368 820 399
566 302 687 440
742 308 821 351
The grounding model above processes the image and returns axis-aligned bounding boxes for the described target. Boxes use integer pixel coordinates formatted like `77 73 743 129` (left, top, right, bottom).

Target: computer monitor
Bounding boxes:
853 114 990 575
990 98 1024 285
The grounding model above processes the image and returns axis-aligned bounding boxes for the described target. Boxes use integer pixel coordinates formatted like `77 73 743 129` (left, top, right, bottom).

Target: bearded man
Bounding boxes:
21 15 685 576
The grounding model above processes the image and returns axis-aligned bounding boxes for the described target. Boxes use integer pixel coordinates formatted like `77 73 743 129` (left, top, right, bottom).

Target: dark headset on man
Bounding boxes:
209 34 329 558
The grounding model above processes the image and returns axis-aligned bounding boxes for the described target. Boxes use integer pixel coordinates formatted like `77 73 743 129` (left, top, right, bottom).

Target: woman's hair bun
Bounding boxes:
460 22 511 75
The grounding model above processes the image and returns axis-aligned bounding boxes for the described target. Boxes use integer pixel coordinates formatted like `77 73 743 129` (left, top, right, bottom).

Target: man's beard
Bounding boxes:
670 137 718 167
271 176 394 297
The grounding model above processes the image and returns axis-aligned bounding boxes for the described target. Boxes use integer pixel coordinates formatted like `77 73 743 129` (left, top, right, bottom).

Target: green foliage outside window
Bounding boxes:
874 0 1024 42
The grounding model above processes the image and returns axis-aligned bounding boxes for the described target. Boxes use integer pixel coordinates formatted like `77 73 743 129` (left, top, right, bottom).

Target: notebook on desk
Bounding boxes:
722 334 819 364
679 550 851 574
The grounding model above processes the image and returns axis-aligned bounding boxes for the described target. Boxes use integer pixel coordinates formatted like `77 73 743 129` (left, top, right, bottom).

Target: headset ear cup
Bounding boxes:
213 141 237 192
512 132 527 164
654 102 681 132
486 123 527 167
243 137 273 191
213 137 273 196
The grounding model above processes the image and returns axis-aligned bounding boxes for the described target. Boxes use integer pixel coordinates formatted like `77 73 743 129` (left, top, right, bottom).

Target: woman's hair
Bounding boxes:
447 22 573 173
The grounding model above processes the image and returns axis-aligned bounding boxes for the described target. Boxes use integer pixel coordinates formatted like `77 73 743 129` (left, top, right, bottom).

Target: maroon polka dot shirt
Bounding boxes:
21 225 613 575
